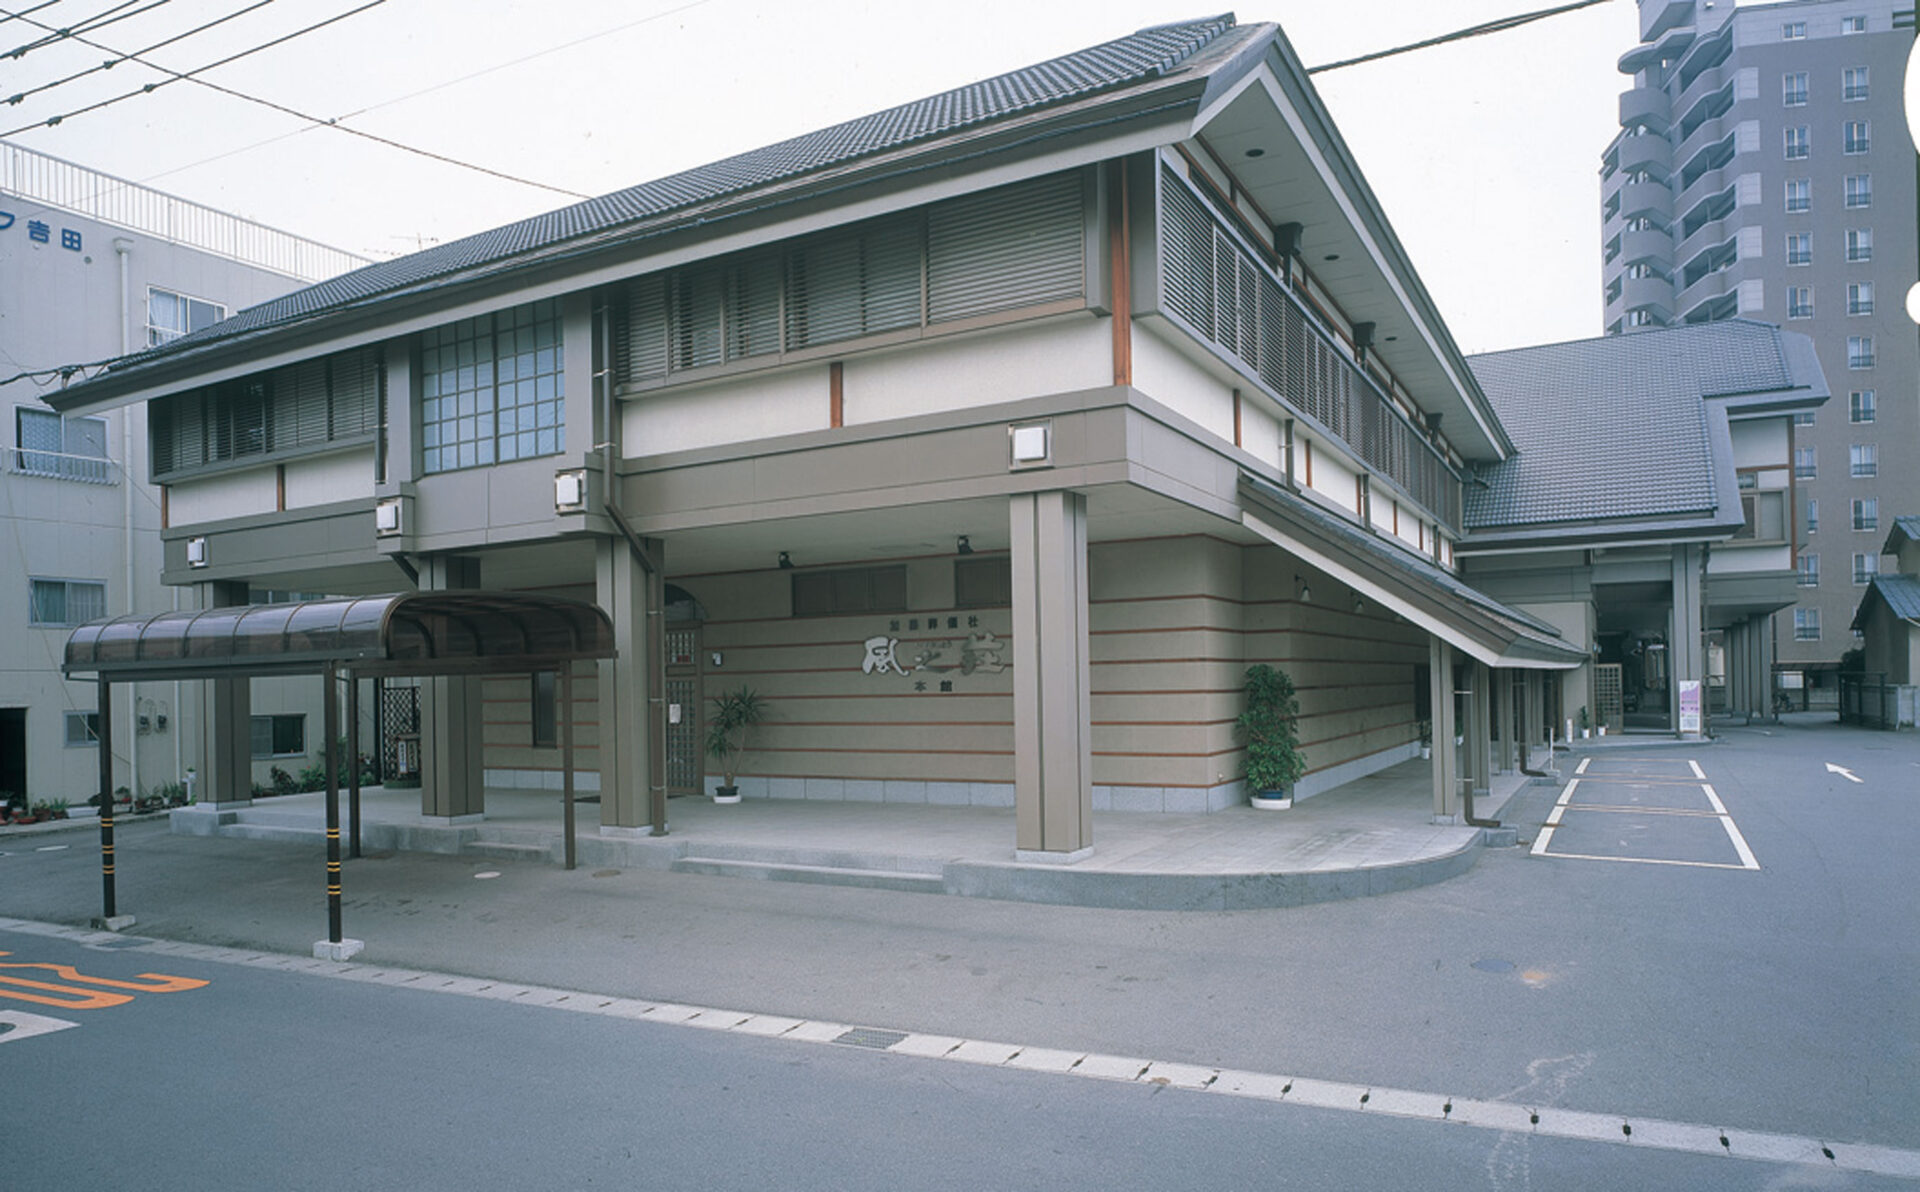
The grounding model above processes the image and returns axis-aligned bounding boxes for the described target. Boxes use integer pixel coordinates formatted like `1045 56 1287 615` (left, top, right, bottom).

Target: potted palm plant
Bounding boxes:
1237 664 1307 809
704 686 770 804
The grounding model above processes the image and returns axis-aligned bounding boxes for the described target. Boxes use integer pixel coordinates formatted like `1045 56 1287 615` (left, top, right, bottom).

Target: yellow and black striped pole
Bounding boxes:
97 675 116 921
323 663 343 944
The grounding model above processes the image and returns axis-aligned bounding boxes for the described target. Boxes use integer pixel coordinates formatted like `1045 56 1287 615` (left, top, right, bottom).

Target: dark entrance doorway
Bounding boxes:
0 708 25 803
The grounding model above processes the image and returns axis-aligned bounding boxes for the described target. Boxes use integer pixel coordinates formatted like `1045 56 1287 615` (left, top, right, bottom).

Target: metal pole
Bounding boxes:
97 675 117 922
346 671 362 860
561 664 576 871
323 663 342 945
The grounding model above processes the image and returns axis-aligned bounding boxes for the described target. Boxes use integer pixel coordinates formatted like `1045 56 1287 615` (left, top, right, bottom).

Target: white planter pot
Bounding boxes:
712 786 742 805
1249 793 1293 810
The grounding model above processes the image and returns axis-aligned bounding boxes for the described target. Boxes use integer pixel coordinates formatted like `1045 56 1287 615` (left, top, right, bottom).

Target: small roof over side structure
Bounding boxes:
1851 574 1920 633
1459 321 1829 552
64 592 615 681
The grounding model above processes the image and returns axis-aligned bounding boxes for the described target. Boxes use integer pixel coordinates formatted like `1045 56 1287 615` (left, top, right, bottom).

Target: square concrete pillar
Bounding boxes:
419 556 485 821
195 581 253 808
1522 670 1543 766
1495 668 1516 774
1671 543 1706 738
1010 491 1092 858
1467 660 1492 799
596 535 662 832
1429 638 1458 820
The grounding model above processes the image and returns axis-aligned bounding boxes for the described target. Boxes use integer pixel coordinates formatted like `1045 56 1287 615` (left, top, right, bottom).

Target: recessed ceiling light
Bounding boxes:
1385 335 1398 342
1324 253 1341 262
1245 147 1265 158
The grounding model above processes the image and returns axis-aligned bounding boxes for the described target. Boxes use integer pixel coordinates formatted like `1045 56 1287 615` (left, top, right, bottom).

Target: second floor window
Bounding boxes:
14 407 108 482
147 287 225 347
1786 233 1811 265
1848 335 1874 369
1844 174 1871 208
1798 554 1819 586
420 298 564 474
1853 553 1879 585
1795 608 1821 640
1846 228 1872 261
1844 121 1870 155
1784 127 1810 159
1843 67 1869 101
1852 497 1878 531
1848 282 1873 315
1784 72 1809 105
1785 179 1811 212
1850 390 1875 422
29 577 106 627
1794 446 1817 479
1787 287 1813 319
1851 444 1877 477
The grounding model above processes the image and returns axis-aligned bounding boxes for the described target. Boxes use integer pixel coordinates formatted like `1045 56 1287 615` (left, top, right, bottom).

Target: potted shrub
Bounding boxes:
1417 720 1433 761
704 686 770 804
1237 664 1307 809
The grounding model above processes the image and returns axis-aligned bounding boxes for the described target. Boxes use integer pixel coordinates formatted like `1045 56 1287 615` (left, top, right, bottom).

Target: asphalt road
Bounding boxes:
3 717 1914 1188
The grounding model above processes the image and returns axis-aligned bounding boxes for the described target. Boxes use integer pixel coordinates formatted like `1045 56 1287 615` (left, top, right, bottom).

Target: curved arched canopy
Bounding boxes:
64 591 616 681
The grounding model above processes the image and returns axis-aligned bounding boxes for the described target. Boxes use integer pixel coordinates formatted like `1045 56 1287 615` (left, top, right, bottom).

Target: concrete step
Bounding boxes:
675 840 947 875
463 840 555 863
673 856 947 895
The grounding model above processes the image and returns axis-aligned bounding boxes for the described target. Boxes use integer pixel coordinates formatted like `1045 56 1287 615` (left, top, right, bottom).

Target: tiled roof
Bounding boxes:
108 15 1237 358
1888 515 1920 551
1463 321 1812 531
1866 574 1920 625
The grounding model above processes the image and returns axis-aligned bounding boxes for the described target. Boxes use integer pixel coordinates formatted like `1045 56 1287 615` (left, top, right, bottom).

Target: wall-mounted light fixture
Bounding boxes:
1294 574 1311 603
554 468 588 512
956 535 973 555
374 498 403 536
186 536 209 568
1353 596 1365 615
778 551 794 570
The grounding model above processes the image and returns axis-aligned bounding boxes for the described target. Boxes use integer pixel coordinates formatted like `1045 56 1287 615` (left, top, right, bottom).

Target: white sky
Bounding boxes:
1 0 1645 354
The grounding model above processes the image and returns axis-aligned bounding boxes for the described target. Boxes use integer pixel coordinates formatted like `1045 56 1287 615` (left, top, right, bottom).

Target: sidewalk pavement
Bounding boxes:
100 753 1565 912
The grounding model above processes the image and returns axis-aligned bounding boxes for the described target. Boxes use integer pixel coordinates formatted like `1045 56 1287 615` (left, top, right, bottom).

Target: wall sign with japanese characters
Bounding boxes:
861 614 1009 693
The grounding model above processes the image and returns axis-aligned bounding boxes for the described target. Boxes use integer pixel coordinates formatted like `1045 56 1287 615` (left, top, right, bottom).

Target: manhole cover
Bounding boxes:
833 1027 908 1050
1471 958 1516 973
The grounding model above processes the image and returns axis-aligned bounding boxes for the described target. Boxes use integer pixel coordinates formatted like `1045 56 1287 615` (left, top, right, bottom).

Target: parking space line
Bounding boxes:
1534 852 1755 872
1563 804 1722 818
1688 760 1706 780
1720 815 1761 871
1533 760 1758 871
1574 757 1591 775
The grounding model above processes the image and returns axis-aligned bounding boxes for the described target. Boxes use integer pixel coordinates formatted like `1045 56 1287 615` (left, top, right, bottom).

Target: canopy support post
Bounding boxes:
561 663 577 871
91 674 132 931
315 662 363 961
346 671 362 860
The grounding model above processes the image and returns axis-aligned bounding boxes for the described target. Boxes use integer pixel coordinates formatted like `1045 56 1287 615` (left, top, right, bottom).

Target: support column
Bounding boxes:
1495 668 1517 774
1522 671 1543 768
1757 614 1777 721
196 581 252 808
1467 660 1492 800
1671 544 1707 739
596 535 664 833
1428 638 1458 821
419 556 485 820
1011 491 1092 859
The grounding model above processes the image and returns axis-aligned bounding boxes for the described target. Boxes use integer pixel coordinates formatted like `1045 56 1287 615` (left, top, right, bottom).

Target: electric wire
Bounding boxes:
6 0 276 108
0 0 63 28
1309 0 1616 73
0 0 591 198
5 0 169 60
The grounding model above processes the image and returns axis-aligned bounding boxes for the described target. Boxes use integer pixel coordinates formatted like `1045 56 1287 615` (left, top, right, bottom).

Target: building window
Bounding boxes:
1782 20 1806 37
1844 67 1869 101
1797 553 1820 586
147 287 226 347
1794 446 1816 479
13 407 109 482
1846 228 1872 261
1783 127 1809 159
1841 14 1866 32
1853 553 1879 585
790 565 909 618
531 671 557 749
1793 411 1816 427
250 714 306 759
1806 498 1819 534
1794 608 1821 640
1787 286 1813 319
1847 282 1873 315
955 556 1013 608
64 711 100 747
1785 233 1811 265
420 298 564 474
1850 444 1877 477
1737 490 1787 542
1785 179 1810 212
1852 498 1878 532
1850 390 1875 423
1843 121 1870 155
149 346 383 480
1844 174 1871 208
1848 335 1874 369
1783 72 1808 106
28 578 106 627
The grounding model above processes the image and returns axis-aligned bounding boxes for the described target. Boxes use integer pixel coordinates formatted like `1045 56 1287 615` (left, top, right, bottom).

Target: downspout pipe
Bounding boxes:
115 237 138 801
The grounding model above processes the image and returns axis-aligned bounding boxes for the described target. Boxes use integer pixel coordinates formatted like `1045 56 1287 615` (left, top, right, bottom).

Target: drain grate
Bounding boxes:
1470 958 1516 973
834 1027 908 1050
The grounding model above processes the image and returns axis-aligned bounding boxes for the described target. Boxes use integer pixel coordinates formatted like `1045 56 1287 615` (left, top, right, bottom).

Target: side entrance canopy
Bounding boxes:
63 592 618 957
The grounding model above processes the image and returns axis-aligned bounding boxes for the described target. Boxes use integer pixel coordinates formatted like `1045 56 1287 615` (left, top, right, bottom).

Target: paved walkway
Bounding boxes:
138 752 1559 911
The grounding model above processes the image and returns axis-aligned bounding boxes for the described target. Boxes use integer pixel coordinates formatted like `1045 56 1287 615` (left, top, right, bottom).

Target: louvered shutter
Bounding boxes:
786 232 865 349
729 255 782 361
277 358 330 450
862 216 922 335
329 348 380 438
1159 173 1214 335
618 276 669 383
927 173 1084 323
673 268 725 370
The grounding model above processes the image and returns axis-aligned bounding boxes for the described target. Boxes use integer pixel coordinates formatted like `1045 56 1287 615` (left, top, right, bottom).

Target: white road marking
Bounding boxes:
1574 757 1591 775
1688 760 1706 780
0 1009 81 1044
1534 762 1758 871
35 845 69 853
1824 763 1862 784
1700 784 1727 815
1720 815 1761 871
2 915 1910 1179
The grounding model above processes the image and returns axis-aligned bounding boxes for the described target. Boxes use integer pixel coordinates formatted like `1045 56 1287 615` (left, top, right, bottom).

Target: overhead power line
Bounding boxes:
0 1 64 27
0 0 591 198
6 0 275 108
5 0 171 60
1309 0 1616 74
